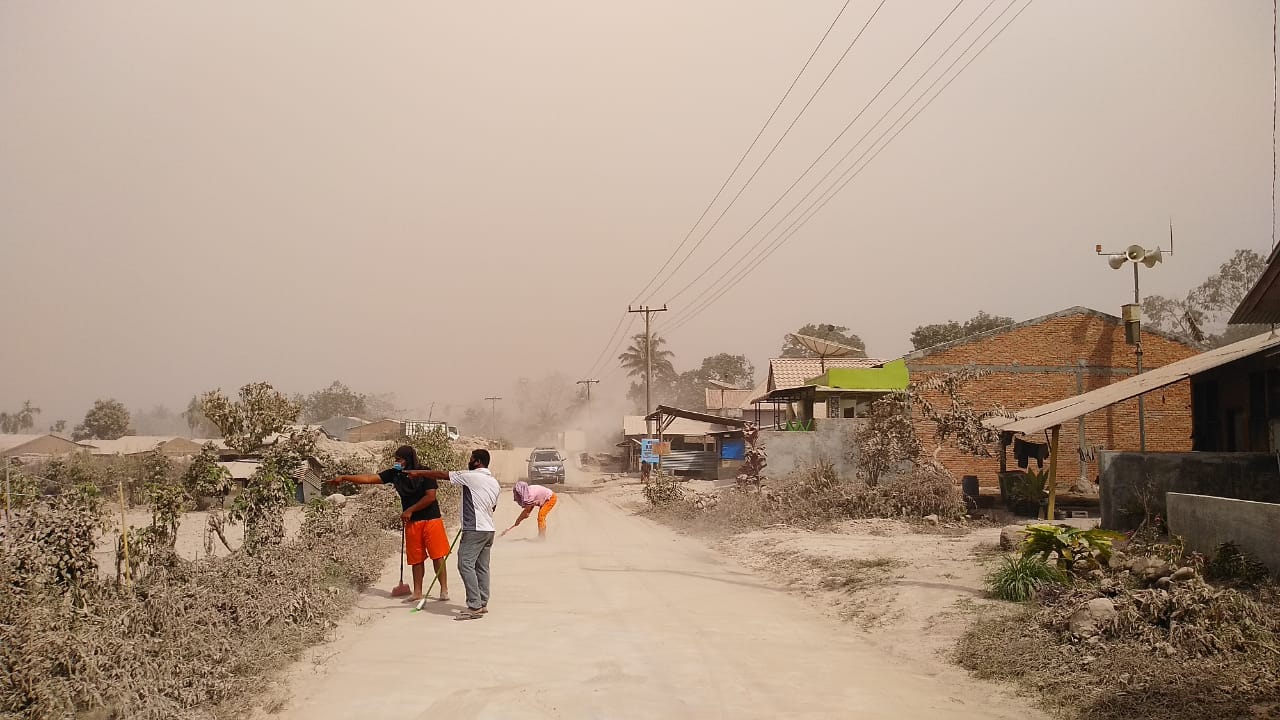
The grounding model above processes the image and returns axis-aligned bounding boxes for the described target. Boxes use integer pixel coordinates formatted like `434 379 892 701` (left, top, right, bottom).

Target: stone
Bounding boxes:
325 493 348 507
999 525 1029 550
1088 569 1105 581
1156 576 1173 589
1170 566 1196 582
924 514 940 525
1069 597 1118 637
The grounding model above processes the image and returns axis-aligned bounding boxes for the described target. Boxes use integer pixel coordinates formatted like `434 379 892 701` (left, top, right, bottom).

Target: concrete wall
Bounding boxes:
1098 451 1280 530
760 418 862 481
1167 493 1280 574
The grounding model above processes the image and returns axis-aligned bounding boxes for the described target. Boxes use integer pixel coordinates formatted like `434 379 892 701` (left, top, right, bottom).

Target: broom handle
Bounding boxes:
424 527 463 598
399 524 406 585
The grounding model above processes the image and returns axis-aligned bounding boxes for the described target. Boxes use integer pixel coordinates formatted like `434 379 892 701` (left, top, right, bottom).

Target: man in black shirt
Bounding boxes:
335 445 451 602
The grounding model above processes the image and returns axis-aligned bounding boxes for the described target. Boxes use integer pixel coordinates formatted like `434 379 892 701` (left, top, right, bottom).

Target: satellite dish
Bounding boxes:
790 333 857 374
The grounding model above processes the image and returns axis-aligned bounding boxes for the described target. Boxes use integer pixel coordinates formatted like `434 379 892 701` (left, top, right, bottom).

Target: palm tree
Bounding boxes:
618 333 675 382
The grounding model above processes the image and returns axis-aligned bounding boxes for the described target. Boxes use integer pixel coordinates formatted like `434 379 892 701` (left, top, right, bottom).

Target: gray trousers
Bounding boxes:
456 530 494 610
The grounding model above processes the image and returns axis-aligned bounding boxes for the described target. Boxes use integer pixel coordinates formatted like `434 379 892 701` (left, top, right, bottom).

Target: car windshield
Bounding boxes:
532 452 559 462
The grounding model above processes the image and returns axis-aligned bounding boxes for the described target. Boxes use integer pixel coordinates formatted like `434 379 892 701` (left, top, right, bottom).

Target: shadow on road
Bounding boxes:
580 565 778 592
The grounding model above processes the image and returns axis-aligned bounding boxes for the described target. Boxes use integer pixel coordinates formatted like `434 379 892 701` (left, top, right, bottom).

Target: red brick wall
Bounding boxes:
905 311 1198 493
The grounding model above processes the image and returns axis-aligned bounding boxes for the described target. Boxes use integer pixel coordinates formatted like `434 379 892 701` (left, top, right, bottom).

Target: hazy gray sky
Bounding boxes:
1 1 1274 425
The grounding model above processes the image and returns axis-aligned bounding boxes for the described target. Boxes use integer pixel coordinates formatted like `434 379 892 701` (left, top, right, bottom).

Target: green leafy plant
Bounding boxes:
986 555 1068 602
1021 524 1125 571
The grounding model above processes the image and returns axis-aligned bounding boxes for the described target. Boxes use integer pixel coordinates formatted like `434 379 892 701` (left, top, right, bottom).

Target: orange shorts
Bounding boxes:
405 518 449 566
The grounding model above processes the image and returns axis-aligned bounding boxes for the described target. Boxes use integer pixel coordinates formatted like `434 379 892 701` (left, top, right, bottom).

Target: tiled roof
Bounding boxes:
767 357 885 391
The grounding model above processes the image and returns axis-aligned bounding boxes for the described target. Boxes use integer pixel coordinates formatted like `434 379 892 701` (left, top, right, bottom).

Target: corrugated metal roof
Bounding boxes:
1229 245 1280 325
768 357 885 391
623 415 726 437
987 330 1280 435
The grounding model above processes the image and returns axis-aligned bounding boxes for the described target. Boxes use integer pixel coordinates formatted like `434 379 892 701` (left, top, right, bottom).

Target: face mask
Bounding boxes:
392 463 404 472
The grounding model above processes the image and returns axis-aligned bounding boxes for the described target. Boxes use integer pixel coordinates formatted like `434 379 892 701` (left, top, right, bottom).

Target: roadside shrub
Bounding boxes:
1204 541 1271 586
987 555 1068 602
642 471 686 508
0 491 394 719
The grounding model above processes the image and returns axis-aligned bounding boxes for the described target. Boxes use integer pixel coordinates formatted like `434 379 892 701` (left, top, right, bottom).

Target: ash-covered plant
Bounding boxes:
735 422 767 489
642 470 686 508
183 443 232 506
225 431 316 555
1205 542 1271 586
855 393 920 487
987 555 1068 602
913 369 1008 457
116 450 192 582
4 484 105 593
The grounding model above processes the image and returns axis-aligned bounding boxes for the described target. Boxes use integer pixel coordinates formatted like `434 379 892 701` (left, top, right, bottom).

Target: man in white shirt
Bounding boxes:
406 448 501 620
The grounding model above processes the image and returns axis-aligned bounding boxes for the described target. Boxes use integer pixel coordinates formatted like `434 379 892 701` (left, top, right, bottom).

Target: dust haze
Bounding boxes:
1 1 1274 431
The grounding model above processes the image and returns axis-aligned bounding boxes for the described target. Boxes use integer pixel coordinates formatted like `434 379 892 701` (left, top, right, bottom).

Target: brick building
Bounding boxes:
902 307 1199 491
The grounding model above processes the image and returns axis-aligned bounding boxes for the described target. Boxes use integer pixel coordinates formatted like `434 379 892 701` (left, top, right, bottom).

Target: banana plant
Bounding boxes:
1021 523 1126 571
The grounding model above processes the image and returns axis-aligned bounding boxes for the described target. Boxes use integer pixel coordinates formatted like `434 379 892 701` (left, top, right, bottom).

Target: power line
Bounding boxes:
642 1 888 303
627 0 857 306
667 0 1002 324
581 311 628 379
666 0 1034 334
662 0 968 307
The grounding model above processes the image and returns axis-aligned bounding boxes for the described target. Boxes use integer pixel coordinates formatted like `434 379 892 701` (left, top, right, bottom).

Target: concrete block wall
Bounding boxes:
907 311 1198 493
1098 451 1280 530
760 419 862 481
1167 493 1280 574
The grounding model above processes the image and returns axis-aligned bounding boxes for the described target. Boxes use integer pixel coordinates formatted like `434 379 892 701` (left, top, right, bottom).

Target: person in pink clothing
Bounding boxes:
501 481 558 539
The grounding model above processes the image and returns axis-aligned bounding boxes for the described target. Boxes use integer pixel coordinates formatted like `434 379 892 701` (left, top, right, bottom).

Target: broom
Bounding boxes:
412 527 462 612
390 524 411 598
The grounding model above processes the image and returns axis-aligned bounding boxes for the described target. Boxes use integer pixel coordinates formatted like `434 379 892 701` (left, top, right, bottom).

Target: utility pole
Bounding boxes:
484 396 502 442
576 379 600 424
628 305 668 436
1097 237 1172 453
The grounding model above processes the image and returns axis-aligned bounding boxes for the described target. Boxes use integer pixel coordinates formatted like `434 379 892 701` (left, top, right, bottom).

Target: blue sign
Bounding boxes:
639 438 659 465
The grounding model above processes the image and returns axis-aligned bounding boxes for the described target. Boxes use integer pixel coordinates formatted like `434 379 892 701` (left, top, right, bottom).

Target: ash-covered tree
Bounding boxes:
299 380 370 423
0 400 40 433
909 311 1014 351
1143 248 1267 348
182 395 220 437
780 323 866 358
697 353 756 388
72 399 133 441
200 382 301 454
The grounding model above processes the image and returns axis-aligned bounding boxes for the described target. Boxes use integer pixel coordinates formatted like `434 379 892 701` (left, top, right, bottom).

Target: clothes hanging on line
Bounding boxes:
1014 437 1050 469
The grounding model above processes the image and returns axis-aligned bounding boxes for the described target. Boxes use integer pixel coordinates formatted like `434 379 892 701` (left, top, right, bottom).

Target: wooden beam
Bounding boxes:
1046 425 1061 521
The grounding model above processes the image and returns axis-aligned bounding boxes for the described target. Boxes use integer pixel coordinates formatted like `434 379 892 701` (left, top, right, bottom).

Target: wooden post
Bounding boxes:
118 480 131 587
1047 425 1061 522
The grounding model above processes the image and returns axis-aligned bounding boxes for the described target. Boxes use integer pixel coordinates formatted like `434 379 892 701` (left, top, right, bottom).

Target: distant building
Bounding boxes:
81 436 209 457
317 416 369 441
0 433 86 460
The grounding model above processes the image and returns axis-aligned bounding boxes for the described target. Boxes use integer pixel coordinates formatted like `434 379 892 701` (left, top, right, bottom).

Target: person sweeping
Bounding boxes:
334 445 450 603
501 480 558 539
